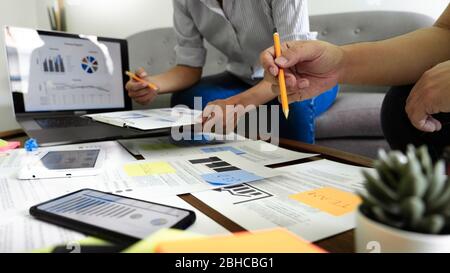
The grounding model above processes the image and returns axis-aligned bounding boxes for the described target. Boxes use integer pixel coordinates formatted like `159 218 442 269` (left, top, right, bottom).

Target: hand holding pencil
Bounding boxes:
125 68 160 106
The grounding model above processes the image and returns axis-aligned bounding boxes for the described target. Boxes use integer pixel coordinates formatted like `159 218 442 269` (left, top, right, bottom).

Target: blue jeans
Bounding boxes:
171 72 338 144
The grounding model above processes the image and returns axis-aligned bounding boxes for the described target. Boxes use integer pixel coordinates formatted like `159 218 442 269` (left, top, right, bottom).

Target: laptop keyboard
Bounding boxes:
35 117 95 129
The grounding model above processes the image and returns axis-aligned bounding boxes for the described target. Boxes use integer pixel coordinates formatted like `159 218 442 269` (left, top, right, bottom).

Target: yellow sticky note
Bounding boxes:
290 187 361 216
156 228 327 253
124 162 176 177
0 139 8 147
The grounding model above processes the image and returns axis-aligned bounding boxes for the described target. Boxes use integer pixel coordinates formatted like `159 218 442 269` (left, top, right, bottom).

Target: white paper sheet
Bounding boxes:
0 211 85 253
119 136 317 166
85 108 202 131
117 151 281 197
192 160 374 242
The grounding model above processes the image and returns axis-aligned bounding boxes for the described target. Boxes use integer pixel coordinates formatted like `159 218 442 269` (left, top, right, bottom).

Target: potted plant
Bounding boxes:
356 146 450 253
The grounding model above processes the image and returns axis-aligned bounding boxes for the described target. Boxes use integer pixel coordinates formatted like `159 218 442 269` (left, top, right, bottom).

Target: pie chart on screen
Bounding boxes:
81 56 99 74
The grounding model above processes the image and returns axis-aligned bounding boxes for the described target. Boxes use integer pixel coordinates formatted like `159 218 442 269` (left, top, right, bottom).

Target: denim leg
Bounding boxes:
267 85 339 144
171 72 252 109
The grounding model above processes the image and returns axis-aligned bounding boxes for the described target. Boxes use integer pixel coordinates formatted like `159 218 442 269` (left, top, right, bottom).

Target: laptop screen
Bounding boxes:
4 27 131 113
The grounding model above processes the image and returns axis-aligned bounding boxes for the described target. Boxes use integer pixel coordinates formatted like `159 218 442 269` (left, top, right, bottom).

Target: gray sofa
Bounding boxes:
127 11 434 158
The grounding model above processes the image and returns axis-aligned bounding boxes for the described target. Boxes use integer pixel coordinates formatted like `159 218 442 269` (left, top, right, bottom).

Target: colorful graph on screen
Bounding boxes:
81 56 99 74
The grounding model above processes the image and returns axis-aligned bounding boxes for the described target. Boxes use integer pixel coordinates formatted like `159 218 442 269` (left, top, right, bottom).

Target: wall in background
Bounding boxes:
309 0 448 20
36 0 174 38
1 0 449 132
0 0 39 131
37 0 449 38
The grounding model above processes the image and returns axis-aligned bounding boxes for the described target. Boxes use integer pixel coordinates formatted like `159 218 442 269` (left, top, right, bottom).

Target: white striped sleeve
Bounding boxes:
271 0 315 42
173 0 207 67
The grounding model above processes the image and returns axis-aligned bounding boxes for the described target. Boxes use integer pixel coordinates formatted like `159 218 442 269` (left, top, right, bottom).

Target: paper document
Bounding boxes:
0 212 85 253
118 151 281 197
119 136 317 166
85 108 202 131
193 160 374 242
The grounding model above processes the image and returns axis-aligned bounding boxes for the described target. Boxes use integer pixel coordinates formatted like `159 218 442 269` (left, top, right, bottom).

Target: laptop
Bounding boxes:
4 26 155 146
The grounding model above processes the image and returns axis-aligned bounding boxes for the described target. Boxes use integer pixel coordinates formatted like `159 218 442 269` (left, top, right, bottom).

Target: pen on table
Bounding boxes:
125 71 160 93
273 28 290 119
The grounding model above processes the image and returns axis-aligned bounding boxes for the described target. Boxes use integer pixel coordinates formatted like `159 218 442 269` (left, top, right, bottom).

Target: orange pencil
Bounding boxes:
273 29 290 119
125 71 160 92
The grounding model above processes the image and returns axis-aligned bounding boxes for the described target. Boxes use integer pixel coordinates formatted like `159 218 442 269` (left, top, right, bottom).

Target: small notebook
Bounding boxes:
84 108 202 131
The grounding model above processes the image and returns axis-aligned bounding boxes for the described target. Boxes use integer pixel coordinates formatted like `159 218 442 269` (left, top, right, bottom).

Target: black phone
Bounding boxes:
30 189 196 245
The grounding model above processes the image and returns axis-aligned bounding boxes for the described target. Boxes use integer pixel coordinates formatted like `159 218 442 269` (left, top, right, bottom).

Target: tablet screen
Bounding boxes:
37 190 191 239
41 150 100 170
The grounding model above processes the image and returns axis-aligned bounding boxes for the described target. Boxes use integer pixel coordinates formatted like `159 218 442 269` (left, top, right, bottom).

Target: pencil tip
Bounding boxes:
273 28 278 34
283 110 289 119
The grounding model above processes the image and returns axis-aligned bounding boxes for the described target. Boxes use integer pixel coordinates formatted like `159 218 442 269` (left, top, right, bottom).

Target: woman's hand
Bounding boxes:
125 68 158 105
406 60 450 132
261 40 345 103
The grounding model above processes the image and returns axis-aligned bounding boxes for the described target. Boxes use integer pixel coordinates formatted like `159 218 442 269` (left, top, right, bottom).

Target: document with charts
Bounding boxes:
116 151 281 197
119 136 318 166
84 108 202 131
193 160 375 242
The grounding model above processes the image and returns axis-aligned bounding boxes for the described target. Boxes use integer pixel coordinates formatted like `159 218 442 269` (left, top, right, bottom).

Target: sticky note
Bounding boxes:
156 228 327 253
0 140 20 152
201 146 246 155
202 170 264 186
0 139 8 147
124 162 176 177
290 187 362 216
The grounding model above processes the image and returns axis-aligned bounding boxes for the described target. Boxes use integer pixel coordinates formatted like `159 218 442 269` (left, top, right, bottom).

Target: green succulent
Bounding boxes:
359 145 450 235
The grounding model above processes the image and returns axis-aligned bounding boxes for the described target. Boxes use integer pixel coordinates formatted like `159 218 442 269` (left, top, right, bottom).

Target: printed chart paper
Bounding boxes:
119 136 317 166
119 152 281 197
193 160 374 242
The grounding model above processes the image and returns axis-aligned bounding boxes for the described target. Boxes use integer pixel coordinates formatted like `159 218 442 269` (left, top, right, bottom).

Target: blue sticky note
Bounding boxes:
201 146 246 155
202 170 264 186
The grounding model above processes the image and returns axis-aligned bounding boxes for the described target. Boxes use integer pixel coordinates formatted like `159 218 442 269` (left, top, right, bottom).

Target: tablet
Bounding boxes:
30 189 196 244
18 149 105 180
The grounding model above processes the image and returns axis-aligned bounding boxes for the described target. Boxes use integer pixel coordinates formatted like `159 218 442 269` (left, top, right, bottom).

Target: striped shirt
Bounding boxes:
173 0 316 84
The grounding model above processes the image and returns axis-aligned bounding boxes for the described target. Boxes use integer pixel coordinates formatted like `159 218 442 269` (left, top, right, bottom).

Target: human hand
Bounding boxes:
202 98 253 134
261 40 344 103
405 60 450 132
125 68 159 105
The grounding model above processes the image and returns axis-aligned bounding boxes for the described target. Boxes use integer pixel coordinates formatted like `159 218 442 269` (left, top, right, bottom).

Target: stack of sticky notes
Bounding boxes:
0 139 20 152
155 228 326 253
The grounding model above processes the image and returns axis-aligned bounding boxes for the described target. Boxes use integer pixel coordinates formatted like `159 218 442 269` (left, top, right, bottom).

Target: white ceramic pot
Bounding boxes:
355 208 450 253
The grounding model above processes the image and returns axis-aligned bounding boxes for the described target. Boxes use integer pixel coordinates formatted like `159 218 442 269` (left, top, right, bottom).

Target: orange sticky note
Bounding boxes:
289 187 361 216
156 228 327 253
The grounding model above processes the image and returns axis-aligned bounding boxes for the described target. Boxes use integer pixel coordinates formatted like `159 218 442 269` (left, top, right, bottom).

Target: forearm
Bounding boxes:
149 65 202 94
340 24 450 86
231 81 277 107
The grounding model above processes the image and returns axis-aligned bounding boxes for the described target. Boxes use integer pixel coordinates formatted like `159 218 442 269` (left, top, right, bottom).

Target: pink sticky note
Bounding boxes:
0 141 20 152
